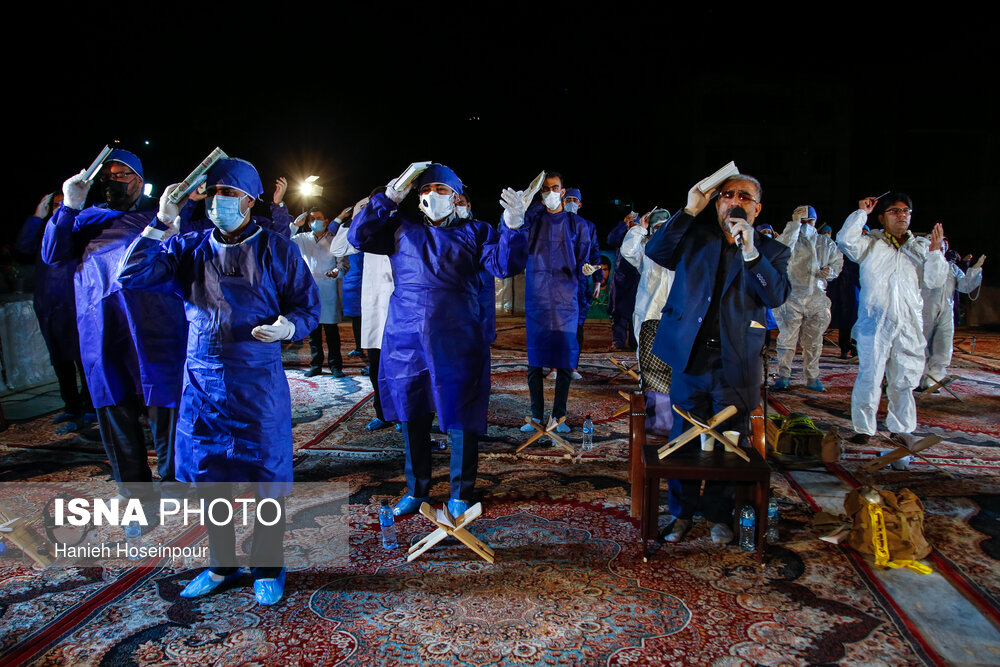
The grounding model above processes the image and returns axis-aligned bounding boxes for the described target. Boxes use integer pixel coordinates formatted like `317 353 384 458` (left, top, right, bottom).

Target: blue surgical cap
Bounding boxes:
804 206 818 220
417 163 463 195
564 187 582 201
818 224 832 234
106 149 144 180
757 223 774 233
206 158 264 199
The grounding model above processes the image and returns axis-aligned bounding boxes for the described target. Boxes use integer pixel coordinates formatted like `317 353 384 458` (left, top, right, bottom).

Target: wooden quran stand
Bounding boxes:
407 502 495 564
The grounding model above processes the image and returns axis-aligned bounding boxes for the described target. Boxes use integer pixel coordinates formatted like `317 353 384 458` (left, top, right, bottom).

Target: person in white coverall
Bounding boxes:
921 243 985 387
773 205 844 392
836 193 947 439
619 208 674 364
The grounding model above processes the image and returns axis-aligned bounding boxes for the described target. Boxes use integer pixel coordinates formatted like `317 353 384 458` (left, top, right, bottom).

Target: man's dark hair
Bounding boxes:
546 171 564 187
600 257 611 267
877 192 913 216
309 206 326 217
720 174 762 202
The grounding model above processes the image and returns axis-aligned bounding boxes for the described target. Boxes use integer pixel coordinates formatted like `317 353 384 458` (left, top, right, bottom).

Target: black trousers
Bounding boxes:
349 316 363 353
367 347 385 421
96 395 177 500
309 323 343 370
53 359 92 415
527 366 571 420
200 484 286 577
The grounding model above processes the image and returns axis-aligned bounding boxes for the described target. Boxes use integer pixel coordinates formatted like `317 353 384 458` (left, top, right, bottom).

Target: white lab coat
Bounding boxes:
329 221 394 349
837 209 948 435
290 230 349 324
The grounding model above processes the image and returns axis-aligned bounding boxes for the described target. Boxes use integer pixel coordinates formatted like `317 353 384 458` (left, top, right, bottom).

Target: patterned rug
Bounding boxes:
2 323 998 665
767 339 1000 635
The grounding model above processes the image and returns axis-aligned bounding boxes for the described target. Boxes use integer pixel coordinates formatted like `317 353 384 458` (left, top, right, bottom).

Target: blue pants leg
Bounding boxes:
448 429 479 501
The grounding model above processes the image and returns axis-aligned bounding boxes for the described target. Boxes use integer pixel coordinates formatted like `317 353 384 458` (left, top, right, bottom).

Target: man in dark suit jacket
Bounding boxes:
645 173 790 545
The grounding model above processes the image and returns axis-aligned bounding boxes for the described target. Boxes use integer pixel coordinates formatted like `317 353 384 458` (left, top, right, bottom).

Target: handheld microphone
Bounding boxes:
729 208 748 248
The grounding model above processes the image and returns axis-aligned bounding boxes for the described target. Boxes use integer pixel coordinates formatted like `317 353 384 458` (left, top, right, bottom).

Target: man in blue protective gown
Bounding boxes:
15 191 93 427
646 174 789 545
119 157 320 605
510 173 600 434
349 164 528 518
607 211 641 350
41 149 185 507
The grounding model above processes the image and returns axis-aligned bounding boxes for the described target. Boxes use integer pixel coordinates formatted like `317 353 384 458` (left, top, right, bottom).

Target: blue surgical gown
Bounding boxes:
348 193 527 433
524 205 598 369
15 214 80 365
119 224 320 485
41 204 187 409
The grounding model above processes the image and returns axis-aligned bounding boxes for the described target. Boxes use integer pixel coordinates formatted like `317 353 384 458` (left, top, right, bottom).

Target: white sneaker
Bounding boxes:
545 369 557 379
570 371 582 380
663 519 691 543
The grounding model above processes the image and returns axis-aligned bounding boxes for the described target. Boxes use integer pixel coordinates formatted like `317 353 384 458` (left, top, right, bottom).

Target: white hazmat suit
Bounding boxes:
620 221 675 340
774 219 844 384
921 260 982 384
837 210 947 435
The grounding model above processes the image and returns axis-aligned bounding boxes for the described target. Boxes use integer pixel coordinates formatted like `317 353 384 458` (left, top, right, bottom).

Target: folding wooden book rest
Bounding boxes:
862 432 948 476
609 357 640 383
407 502 495 564
916 375 961 401
516 416 579 461
657 405 749 463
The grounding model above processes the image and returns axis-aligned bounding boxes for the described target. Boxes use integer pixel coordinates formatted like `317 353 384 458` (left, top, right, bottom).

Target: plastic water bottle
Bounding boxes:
379 499 398 550
971 335 977 353
124 522 142 561
767 496 779 543
582 415 594 450
739 505 756 552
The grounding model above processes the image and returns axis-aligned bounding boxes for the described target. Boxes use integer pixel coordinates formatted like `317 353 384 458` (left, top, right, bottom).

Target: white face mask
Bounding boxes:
542 191 562 211
456 205 470 219
419 192 456 222
564 201 580 214
802 223 817 238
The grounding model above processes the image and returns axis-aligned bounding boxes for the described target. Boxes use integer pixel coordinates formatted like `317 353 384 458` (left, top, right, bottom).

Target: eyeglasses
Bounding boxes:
884 207 912 216
103 170 137 183
719 190 758 204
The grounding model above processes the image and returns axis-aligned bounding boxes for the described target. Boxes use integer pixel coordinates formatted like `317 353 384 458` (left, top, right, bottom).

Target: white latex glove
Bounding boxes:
35 193 54 218
499 187 525 229
293 212 309 228
972 255 986 270
730 220 758 261
385 177 412 204
158 183 184 224
63 170 91 210
252 315 296 342
581 263 599 276
352 196 371 218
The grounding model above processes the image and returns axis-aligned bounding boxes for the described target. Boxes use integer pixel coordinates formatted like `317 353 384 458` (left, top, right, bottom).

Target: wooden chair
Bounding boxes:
628 393 770 561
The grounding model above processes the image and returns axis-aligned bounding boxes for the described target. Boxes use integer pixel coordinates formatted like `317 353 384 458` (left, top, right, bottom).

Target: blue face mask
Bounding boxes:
207 194 248 233
310 219 327 234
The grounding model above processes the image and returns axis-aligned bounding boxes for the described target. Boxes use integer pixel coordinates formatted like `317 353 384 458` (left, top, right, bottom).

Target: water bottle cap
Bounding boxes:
380 498 389 506
585 414 591 419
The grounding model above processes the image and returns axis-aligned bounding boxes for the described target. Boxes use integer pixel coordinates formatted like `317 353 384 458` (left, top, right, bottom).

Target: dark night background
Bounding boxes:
6 9 998 285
